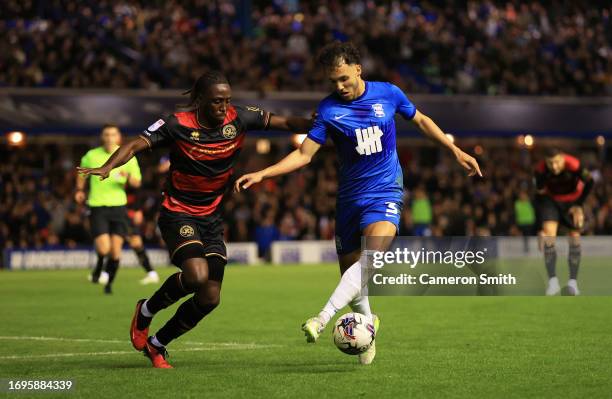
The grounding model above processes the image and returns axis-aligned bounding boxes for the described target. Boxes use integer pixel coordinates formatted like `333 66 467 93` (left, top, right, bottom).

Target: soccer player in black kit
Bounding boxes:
535 148 593 296
77 71 312 368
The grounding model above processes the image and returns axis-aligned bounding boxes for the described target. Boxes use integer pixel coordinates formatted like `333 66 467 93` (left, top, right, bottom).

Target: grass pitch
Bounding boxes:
1 263 611 398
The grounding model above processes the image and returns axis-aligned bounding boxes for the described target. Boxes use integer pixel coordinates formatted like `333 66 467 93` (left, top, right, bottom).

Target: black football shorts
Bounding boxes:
89 206 129 238
158 207 227 271
537 195 579 230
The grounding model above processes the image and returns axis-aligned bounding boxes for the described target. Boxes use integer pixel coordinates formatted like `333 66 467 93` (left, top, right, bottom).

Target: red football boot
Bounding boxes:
143 338 173 369
130 299 149 351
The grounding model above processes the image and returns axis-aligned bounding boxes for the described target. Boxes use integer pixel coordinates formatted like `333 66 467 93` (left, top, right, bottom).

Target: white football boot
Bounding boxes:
546 277 561 296
566 279 580 296
140 271 160 285
359 314 379 365
89 271 109 284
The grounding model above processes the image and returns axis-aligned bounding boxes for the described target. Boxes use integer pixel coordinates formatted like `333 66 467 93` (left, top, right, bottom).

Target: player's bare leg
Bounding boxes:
90 234 111 284
542 221 560 296
104 235 124 294
567 231 581 295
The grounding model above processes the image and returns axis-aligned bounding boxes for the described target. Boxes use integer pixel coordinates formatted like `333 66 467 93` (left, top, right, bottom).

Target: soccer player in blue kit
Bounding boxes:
235 42 482 364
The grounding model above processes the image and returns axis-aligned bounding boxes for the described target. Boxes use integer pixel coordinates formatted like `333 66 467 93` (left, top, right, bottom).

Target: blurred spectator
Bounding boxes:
1 1 610 95
514 190 536 236
411 185 432 236
1 140 611 268
255 207 280 260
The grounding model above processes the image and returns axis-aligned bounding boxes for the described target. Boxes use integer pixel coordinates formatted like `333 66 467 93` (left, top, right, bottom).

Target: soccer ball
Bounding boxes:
332 312 375 355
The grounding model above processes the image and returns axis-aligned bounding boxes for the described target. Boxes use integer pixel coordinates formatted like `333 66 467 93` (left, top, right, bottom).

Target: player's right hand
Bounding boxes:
569 206 584 229
76 166 111 180
74 190 86 204
234 172 264 192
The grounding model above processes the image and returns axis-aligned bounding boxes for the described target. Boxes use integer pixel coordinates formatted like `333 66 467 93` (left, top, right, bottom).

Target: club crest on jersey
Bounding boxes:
190 131 200 141
222 124 237 139
179 225 195 237
372 103 385 118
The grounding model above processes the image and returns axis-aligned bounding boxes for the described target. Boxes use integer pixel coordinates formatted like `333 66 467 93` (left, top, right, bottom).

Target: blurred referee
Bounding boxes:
75 124 142 294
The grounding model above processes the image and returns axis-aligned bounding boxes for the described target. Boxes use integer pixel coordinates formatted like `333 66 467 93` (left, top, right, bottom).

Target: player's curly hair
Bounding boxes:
178 70 230 110
317 41 361 68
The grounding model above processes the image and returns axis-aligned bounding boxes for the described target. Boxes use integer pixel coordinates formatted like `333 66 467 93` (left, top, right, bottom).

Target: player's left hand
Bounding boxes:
453 148 482 177
76 165 111 180
234 171 264 192
569 205 584 229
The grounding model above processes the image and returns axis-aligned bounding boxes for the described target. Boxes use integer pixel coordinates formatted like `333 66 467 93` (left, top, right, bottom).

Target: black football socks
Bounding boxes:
155 296 218 346
134 246 153 273
138 273 193 330
104 258 120 293
568 242 581 280
544 243 557 278
92 253 105 282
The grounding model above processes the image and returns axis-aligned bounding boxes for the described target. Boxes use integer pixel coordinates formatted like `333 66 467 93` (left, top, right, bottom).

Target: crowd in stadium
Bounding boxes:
2 0 611 95
1 143 611 262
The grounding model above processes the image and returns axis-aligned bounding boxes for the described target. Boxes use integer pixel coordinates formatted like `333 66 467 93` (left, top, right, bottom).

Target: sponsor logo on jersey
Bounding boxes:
355 126 384 155
372 103 385 117
190 131 200 141
334 113 350 120
222 124 237 139
147 119 165 132
179 225 195 237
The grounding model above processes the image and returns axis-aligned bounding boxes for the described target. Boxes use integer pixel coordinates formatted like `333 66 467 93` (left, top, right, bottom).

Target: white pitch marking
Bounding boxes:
0 336 280 348
0 345 277 360
0 336 125 344
0 336 280 360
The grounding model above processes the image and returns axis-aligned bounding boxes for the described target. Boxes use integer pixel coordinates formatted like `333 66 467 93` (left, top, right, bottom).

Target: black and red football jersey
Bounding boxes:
140 105 271 216
534 154 592 204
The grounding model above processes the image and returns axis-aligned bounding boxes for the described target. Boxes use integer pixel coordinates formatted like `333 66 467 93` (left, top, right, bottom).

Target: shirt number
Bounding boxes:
385 202 399 217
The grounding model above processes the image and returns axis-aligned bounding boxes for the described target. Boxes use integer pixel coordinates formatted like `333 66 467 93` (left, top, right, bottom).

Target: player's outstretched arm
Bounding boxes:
411 110 482 177
234 137 320 192
268 115 313 133
76 137 149 180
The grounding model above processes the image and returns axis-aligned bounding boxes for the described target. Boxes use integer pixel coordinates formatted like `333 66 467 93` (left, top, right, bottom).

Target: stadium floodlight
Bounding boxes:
524 134 534 148
517 135 525 146
6 131 26 147
256 139 271 154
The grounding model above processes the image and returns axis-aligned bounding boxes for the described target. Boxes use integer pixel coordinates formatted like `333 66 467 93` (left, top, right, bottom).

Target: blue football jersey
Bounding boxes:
307 81 416 201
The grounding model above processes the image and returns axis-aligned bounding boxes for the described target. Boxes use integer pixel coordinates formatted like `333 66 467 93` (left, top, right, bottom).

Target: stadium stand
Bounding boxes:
1 0 611 95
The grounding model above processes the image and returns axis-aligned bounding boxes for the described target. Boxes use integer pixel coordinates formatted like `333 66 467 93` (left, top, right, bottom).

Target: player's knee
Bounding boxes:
195 289 220 309
96 248 109 257
181 259 209 289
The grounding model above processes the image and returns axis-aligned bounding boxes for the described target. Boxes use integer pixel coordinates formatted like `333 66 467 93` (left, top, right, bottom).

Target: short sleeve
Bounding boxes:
140 117 172 148
126 157 142 181
390 84 417 120
239 106 272 130
306 107 328 145
80 152 91 168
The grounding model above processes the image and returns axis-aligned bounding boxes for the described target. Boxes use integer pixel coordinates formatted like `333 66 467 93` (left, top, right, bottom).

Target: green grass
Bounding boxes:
1 264 611 398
